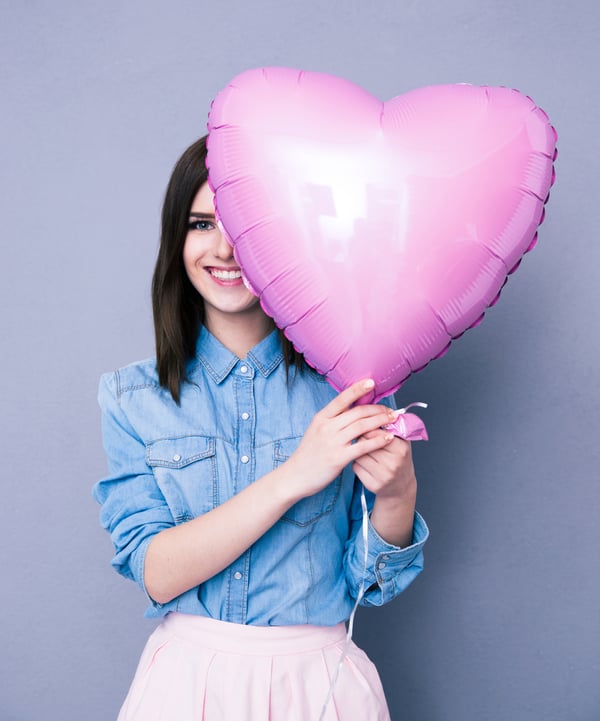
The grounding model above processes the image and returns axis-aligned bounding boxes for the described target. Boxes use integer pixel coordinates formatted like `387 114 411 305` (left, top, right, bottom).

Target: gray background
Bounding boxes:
2 1 598 720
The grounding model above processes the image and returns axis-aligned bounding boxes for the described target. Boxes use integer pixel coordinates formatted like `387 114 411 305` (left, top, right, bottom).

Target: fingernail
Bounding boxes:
363 379 375 389
385 433 394 441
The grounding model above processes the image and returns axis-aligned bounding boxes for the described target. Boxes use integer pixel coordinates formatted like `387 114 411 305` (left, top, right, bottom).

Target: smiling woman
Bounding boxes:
93 133 428 721
182 181 275 356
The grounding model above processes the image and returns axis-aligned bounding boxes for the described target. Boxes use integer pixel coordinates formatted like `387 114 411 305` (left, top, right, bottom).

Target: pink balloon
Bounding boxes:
206 68 557 403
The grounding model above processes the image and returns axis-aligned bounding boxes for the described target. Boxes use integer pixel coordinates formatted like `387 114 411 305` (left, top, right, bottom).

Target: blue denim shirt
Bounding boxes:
93 327 429 624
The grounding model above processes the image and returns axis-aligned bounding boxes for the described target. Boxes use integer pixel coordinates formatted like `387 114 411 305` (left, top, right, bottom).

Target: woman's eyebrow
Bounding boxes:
189 211 216 219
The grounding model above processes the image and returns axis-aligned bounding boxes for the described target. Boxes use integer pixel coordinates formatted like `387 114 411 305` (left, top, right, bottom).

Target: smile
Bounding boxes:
209 268 242 280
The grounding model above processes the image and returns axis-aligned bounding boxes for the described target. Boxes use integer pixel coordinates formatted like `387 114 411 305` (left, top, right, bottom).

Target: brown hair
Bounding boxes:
151 136 303 403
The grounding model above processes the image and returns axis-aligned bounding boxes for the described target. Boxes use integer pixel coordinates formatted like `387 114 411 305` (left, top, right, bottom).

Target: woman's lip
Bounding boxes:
205 267 244 285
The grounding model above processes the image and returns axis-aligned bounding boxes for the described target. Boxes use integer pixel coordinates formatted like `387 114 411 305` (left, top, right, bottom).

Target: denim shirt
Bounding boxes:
93 327 429 625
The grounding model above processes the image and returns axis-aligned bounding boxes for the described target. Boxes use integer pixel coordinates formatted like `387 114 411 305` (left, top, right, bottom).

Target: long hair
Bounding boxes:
151 136 303 403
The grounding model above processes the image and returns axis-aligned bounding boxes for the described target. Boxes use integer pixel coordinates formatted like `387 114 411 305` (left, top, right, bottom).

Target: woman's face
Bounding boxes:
183 182 262 330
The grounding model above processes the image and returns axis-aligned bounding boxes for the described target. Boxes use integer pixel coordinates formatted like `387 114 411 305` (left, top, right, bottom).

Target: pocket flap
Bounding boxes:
146 436 215 468
273 436 302 463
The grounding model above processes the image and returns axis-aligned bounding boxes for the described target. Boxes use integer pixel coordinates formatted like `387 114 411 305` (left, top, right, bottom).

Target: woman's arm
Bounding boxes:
342 437 427 607
144 379 397 605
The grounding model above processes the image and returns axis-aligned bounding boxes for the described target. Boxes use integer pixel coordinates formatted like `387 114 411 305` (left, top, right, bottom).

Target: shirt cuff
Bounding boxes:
358 511 429 606
130 535 166 612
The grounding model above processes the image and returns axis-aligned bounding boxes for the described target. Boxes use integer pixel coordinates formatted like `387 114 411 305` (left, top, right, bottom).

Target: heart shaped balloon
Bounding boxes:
206 68 557 403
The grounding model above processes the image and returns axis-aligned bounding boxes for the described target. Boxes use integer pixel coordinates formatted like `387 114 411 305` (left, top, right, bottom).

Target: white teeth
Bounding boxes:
210 269 242 280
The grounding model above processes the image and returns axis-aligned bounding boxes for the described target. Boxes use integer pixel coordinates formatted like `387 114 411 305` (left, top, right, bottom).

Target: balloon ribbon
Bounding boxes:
317 402 428 720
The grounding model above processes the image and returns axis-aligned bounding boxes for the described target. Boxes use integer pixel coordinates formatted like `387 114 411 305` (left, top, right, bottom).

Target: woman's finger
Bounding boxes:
320 379 376 419
337 403 395 432
344 431 394 463
339 416 393 446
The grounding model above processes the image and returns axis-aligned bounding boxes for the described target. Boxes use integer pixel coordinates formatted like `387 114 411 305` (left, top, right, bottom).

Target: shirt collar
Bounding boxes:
191 325 284 384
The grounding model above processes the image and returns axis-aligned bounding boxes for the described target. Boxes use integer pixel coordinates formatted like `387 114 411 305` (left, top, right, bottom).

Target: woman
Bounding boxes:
94 135 429 720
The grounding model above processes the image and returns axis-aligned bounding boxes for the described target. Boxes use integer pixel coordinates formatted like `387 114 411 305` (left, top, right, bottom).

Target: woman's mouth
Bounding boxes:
207 267 244 284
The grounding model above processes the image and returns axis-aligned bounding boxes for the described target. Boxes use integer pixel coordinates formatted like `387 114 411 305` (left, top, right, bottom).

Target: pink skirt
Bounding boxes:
117 612 391 721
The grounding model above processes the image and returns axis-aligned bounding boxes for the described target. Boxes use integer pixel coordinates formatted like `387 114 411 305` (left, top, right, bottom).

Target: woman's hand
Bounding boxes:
283 379 397 503
353 431 418 548
353 433 417 500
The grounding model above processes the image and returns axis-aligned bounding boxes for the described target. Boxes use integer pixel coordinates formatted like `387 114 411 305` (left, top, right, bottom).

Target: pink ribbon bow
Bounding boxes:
383 402 429 441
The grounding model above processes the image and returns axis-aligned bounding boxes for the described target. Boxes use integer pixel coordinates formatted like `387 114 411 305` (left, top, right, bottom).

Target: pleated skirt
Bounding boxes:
117 612 391 721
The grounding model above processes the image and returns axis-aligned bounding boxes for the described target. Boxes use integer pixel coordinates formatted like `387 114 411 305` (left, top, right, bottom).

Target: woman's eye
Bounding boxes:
188 219 215 232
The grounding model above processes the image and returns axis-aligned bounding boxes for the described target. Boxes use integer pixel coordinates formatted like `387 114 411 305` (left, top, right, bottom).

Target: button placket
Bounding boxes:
236 362 255 476
227 363 256 623
227 551 250 624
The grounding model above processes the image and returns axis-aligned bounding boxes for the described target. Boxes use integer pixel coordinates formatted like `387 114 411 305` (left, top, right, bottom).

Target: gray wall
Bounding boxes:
2 1 598 720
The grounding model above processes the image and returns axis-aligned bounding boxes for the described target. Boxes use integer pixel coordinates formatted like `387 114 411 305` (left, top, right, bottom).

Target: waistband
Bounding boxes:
161 612 347 655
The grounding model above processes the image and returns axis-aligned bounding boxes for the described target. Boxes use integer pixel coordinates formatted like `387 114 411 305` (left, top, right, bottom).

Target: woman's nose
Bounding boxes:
215 226 234 260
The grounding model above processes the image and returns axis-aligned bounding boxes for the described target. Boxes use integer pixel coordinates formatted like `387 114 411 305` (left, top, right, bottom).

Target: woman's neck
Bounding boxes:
204 308 276 359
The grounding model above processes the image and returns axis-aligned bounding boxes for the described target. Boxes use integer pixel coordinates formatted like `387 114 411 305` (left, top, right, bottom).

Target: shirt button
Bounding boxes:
382 554 390 560
241 412 250 420
234 571 243 580
240 455 249 464
378 562 386 570
172 454 181 462
240 365 248 373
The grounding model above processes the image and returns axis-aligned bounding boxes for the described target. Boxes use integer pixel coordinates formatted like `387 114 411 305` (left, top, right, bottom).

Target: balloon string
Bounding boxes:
317 400 428 719
395 401 428 414
318 484 369 721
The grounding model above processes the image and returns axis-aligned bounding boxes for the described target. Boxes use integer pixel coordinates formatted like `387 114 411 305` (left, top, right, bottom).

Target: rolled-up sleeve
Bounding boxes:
92 372 174 604
344 482 429 606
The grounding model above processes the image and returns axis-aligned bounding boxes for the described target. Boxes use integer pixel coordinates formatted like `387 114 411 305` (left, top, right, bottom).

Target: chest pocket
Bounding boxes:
146 436 217 523
274 437 342 527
